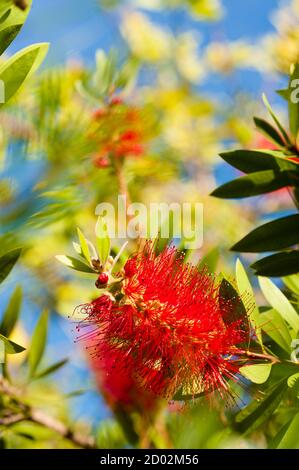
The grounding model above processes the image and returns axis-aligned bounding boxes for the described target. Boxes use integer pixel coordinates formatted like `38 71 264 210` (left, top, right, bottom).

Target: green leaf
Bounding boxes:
33 358 68 380
259 277 299 334
269 362 299 382
262 93 291 146
258 309 292 353
276 88 289 101
0 333 25 354
219 277 250 348
0 339 4 363
232 215 299 253
64 389 87 398
72 241 83 256
252 251 299 277
96 420 126 450
240 363 272 384
283 273 299 295
28 310 49 377
95 217 110 266
253 117 286 148
236 259 262 347
211 170 292 199
0 24 22 55
55 255 95 273
234 380 287 434
0 8 12 24
277 412 299 448
0 42 49 105
0 1 31 55
287 373 299 396
0 248 22 284
197 247 219 273
218 149 297 174
77 228 91 265
0 285 22 337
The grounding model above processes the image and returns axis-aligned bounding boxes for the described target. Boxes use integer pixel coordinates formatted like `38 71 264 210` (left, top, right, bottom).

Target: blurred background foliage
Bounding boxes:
0 0 299 449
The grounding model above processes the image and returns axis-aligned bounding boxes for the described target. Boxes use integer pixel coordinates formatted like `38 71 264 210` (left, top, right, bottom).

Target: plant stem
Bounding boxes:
239 350 280 364
113 157 131 209
0 377 95 449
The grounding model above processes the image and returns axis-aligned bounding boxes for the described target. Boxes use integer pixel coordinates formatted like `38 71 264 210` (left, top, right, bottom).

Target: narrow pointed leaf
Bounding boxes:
259 277 299 333
0 248 22 284
262 94 291 145
277 413 299 448
232 215 299 253
0 285 22 337
258 309 292 353
252 251 299 277
219 278 250 348
211 170 291 199
253 117 286 148
0 24 22 55
236 259 262 347
28 310 49 377
0 333 25 354
234 380 287 434
77 228 91 265
0 339 4 363
34 358 68 379
283 273 299 295
55 255 94 273
0 42 49 105
218 149 297 174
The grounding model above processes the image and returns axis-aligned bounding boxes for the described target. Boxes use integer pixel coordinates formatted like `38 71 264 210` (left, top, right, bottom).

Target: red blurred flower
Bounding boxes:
90 98 148 168
77 243 249 399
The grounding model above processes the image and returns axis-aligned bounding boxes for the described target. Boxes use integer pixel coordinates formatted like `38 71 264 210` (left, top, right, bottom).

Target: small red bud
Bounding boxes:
110 96 123 106
95 272 109 287
93 154 110 168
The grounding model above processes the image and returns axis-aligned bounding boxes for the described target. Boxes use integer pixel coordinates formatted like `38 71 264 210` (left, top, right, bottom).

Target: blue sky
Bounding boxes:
11 0 282 66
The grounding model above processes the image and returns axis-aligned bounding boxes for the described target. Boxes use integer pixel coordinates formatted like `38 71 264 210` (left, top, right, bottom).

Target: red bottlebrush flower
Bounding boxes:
90 100 149 167
113 129 144 158
77 243 249 399
119 130 140 142
124 258 137 278
114 142 144 158
88 341 158 412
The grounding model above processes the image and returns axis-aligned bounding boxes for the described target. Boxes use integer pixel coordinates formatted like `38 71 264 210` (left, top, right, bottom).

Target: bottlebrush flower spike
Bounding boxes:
76 242 250 400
